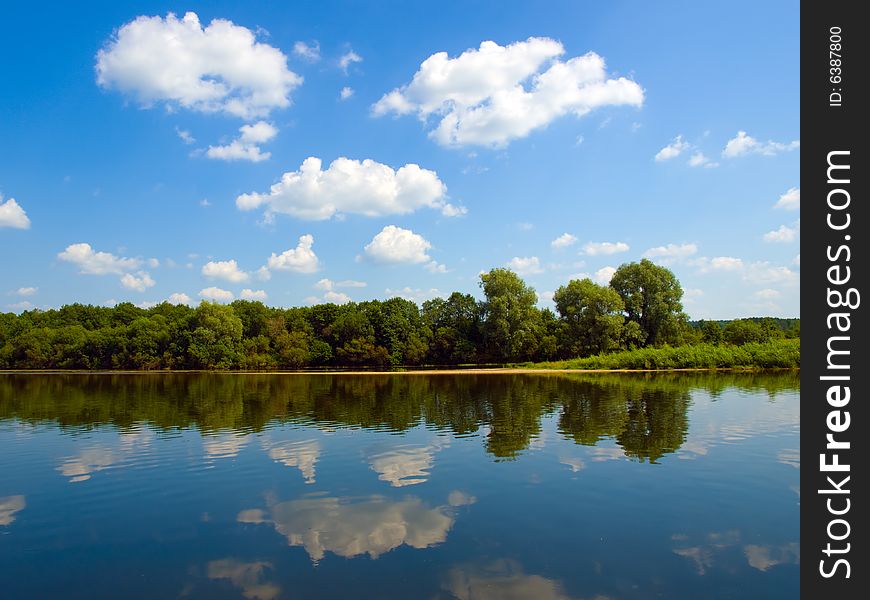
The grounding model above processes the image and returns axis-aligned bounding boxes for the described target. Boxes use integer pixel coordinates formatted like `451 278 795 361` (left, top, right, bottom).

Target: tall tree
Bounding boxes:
554 278 625 357
479 268 541 362
609 259 686 347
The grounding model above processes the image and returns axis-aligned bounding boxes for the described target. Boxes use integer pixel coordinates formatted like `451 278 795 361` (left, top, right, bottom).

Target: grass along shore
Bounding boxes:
517 338 800 371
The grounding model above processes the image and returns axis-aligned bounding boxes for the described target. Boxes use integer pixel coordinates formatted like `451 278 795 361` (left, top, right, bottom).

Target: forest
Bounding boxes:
0 260 799 370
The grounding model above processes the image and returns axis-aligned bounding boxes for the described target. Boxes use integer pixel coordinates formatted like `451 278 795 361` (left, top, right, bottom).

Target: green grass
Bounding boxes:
520 338 800 371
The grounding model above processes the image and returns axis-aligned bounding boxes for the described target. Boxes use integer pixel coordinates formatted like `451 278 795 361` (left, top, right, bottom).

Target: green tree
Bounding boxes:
479 268 542 362
422 292 481 364
187 302 243 369
554 278 625 357
609 259 686 347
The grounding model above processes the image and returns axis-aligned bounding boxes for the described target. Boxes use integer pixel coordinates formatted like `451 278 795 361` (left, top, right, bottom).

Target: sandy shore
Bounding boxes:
0 367 795 375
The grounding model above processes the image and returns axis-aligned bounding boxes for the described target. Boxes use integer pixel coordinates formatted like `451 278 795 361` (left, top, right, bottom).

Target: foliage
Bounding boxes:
0 266 799 371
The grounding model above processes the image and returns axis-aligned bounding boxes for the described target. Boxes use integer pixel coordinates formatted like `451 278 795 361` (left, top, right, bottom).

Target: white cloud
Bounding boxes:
687 152 718 168
339 86 354 100
323 290 352 304
199 286 234 302
338 50 363 73
684 288 704 298
147 258 160 268
692 256 744 273
774 187 800 210
425 261 448 273
793 254 800 267
240 288 268 301
236 157 459 220
206 121 277 162
293 40 320 62
643 243 698 264
385 287 445 303
593 265 617 284
583 241 630 256
372 38 644 147
0 195 31 229
315 279 366 292
7 301 34 311
175 127 195 144
743 261 799 285
754 289 780 299
120 271 156 292
266 234 320 273
16 287 38 296
506 256 543 275
763 224 798 243
167 292 192 305
722 131 800 158
96 12 302 120
655 135 689 161
364 226 433 265
202 259 250 282
58 243 142 275
550 233 577 249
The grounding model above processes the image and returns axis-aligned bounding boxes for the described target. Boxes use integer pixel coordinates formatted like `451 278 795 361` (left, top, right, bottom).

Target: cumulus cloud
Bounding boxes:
236 157 461 220
754 288 780 299
0 195 31 229
743 261 799 285
206 121 277 162
691 256 744 274
120 271 156 292
338 50 363 73
364 226 434 265
687 152 718 168
643 243 698 264
763 223 798 243
202 259 250 282
266 234 320 274
593 266 617 284
58 243 142 275
175 127 195 144
240 289 268 301
96 12 301 120
655 135 690 161
293 41 320 62
550 233 577 249
339 86 354 100
506 256 543 275
372 37 644 147
385 287 445 303
306 290 352 305
583 241 629 256
167 292 192 305
722 131 800 158
199 287 234 302
774 187 800 210
314 278 366 292
16 287 38 296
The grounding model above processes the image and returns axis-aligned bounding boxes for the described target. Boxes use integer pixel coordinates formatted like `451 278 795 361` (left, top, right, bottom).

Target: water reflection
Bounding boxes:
262 437 320 484
0 495 25 526
0 372 799 463
207 558 280 600
441 560 586 600
671 530 799 575
238 492 461 562
366 437 448 487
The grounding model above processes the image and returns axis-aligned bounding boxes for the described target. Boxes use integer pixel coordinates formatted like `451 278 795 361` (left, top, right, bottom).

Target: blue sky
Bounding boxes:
0 1 800 318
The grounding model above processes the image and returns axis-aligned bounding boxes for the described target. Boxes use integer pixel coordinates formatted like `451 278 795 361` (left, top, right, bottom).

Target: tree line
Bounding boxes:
0 260 799 370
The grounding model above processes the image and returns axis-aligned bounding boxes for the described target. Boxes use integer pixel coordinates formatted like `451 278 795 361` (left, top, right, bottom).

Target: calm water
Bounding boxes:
0 373 799 599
